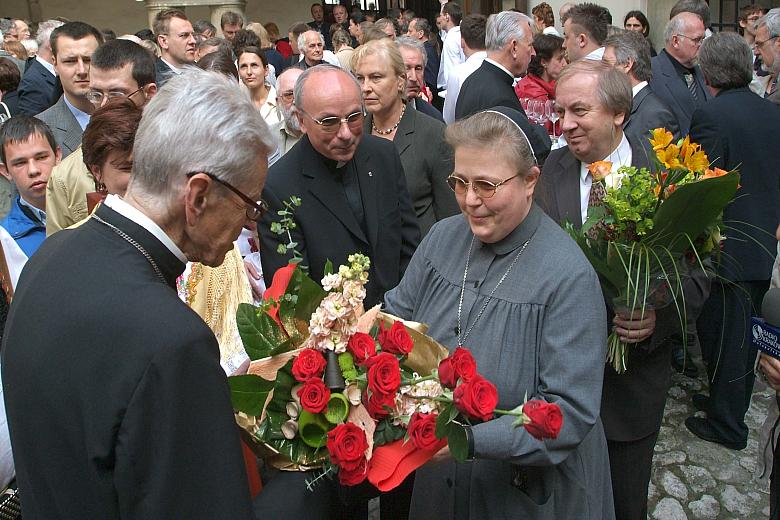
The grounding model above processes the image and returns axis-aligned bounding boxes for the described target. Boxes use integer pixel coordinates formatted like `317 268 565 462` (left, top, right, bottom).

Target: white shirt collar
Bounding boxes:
579 134 632 183
18 196 46 226
632 81 649 97
584 47 605 61
62 95 90 131
484 58 514 80
161 57 183 75
35 56 56 76
466 50 487 63
103 194 187 263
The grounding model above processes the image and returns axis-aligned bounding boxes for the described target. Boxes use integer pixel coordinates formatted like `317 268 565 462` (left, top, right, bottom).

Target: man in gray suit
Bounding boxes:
649 12 711 135
36 22 103 160
604 30 679 161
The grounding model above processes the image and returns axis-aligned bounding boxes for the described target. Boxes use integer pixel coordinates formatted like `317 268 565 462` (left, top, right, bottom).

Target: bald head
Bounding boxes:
664 12 706 67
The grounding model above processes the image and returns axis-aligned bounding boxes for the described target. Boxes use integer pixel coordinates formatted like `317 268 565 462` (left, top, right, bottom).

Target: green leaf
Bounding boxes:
374 418 406 446
649 172 740 256
228 374 275 416
448 424 468 463
236 303 288 360
435 403 453 439
324 259 334 277
293 271 328 323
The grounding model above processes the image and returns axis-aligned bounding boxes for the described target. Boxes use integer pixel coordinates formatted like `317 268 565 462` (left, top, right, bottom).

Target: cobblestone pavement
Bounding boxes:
648 358 774 520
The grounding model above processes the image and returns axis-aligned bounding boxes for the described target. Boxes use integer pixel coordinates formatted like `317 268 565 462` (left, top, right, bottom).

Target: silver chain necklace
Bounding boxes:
92 215 167 284
456 234 533 347
372 103 406 135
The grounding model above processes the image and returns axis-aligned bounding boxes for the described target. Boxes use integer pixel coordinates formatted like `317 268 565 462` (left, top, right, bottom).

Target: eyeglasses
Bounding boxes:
186 171 269 220
756 36 778 48
299 109 365 132
446 173 520 199
86 86 144 106
676 33 705 46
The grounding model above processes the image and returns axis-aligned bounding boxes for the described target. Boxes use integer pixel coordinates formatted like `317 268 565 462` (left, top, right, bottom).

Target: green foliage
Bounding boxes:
235 303 295 360
338 352 358 381
601 166 657 237
447 424 469 463
374 418 406 446
272 196 304 266
228 375 275 416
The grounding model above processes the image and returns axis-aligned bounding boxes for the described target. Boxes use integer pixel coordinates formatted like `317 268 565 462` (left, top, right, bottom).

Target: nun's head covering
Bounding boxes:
478 106 552 165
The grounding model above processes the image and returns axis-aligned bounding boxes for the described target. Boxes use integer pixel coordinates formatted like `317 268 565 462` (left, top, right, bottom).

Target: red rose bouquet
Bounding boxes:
229 254 564 491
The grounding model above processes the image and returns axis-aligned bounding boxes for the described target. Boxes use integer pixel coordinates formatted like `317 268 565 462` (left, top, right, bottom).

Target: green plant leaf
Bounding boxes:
435 403 453 439
228 374 275 416
374 418 406 446
448 424 468 463
236 303 288 360
324 259 334 276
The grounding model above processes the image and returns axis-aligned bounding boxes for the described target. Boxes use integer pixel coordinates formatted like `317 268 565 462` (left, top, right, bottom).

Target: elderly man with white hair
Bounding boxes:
293 29 340 70
454 11 550 160
2 68 276 519
755 8 780 105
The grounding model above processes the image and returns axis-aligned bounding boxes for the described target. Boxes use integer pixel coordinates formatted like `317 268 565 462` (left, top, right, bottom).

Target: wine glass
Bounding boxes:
527 100 540 124
547 99 560 140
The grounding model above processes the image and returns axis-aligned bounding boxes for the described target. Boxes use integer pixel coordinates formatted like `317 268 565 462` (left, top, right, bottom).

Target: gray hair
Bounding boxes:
297 29 325 54
757 8 780 39
35 20 64 49
605 30 652 82
395 35 427 67
557 59 632 118
130 68 275 205
486 11 532 52
293 63 362 113
664 12 703 44
697 32 752 90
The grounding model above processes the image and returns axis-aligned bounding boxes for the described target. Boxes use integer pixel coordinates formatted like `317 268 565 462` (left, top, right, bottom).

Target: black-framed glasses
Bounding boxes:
756 36 778 49
676 33 704 46
446 173 520 199
86 86 144 106
186 171 269 220
299 109 364 132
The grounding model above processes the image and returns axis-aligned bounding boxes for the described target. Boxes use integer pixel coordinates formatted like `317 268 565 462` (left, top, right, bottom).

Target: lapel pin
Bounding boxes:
368 171 373 177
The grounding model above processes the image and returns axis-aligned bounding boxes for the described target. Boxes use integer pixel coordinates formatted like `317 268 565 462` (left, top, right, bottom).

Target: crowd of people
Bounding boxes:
0 0 779 518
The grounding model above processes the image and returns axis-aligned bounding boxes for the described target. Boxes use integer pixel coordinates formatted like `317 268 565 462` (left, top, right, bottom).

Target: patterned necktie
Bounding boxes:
588 177 607 208
685 73 699 101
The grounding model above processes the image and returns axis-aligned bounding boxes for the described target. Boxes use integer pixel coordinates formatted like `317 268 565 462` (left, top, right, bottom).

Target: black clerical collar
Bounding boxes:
484 202 542 256
92 204 186 288
318 152 350 172
663 49 696 75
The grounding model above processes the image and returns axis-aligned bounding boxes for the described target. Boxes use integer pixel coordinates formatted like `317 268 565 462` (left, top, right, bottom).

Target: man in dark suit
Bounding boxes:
604 30 680 160
455 11 532 120
17 20 62 116
397 36 445 122
259 64 419 309
650 12 711 136
308 3 333 50
537 60 700 520
3 69 275 519
684 33 780 451
36 22 103 160
152 9 197 87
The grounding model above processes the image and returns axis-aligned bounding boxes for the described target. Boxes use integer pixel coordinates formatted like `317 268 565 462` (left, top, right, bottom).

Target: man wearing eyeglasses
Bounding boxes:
650 12 711 135
153 9 197 87
258 64 420 317
755 8 780 105
2 68 276 520
46 38 158 235
270 67 304 162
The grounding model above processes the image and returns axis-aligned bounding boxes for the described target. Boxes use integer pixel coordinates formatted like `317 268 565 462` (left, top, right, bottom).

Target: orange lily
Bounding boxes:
649 128 674 151
702 167 729 179
656 144 682 170
588 161 613 182
680 137 709 172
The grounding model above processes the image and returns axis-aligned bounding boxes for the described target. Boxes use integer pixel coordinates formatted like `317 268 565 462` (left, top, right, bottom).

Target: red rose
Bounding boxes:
297 378 331 414
365 390 395 419
327 422 369 472
453 375 498 422
347 332 377 365
438 347 478 389
407 412 439 450
522 400 563 440
291 349 327 382
337 456 367 486
379 321 414 356
365 352 401 397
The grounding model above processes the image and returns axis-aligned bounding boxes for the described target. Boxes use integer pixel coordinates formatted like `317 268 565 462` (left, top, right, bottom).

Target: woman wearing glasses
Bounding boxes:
384 107 615 519
352 38 459 236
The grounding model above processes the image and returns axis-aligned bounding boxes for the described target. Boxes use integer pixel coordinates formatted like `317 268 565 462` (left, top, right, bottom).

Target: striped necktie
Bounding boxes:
685 73 699 101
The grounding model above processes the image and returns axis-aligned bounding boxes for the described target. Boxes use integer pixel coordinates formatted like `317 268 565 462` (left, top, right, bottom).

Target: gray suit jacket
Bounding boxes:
36 96 83 159
537 139 706 440
624 84 680 164
364 105 459 236
649 49 711 136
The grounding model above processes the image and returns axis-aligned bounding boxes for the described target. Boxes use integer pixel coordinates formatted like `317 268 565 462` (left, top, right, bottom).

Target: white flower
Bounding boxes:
321 273 343 292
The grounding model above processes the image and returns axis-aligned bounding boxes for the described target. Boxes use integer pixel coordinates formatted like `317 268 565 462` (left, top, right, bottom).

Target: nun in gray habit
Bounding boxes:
384 107 615 520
